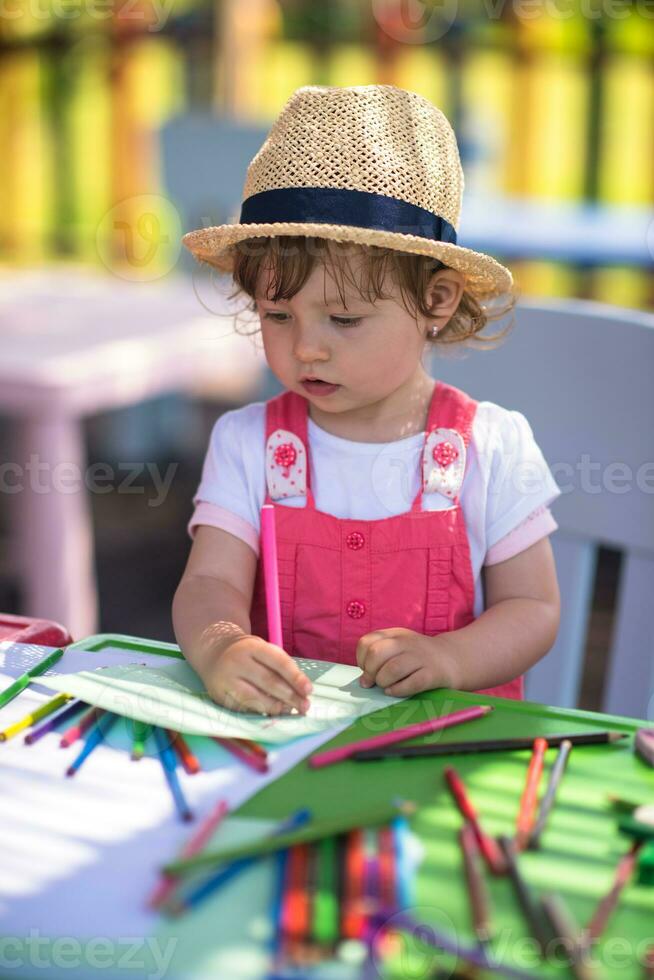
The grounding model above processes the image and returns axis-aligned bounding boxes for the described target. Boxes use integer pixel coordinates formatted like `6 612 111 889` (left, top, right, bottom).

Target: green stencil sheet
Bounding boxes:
67 634 654 980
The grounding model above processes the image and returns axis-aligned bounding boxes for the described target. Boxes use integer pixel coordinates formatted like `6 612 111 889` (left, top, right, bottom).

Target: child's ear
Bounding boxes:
424 267 465 327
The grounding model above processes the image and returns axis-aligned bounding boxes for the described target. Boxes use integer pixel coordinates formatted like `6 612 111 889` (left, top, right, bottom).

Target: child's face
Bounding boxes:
254 251 463 441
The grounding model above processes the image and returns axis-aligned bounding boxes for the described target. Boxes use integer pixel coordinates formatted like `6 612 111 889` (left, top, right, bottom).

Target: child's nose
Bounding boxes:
292 323 329 361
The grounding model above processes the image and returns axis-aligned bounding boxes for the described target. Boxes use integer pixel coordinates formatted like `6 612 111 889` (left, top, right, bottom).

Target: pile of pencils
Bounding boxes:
271 817 411 971
443 736 642 980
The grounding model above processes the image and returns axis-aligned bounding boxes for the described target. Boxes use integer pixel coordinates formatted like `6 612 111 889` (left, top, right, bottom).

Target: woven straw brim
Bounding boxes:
182 222 514 301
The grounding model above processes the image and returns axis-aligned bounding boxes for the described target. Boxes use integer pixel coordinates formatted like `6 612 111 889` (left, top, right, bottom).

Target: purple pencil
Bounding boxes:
24 698 86 744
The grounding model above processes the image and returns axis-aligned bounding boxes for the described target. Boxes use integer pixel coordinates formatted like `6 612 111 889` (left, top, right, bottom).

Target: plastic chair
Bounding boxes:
431 296 654 719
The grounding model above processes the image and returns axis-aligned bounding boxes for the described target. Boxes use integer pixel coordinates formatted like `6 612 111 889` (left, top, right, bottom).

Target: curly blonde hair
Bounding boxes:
199 235 518 351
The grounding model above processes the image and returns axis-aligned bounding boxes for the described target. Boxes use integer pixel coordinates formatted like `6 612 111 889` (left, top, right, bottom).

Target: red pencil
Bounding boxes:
231 736 268 761
211 735 269 773
585 841 642 941
60 706 104 748
166 729 201 775
516 737 548 849
444 767 505 875
377 824 396 911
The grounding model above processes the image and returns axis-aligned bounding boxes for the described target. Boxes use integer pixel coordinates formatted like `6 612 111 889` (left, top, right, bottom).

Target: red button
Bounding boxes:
346 531 365 550
346 600 366 619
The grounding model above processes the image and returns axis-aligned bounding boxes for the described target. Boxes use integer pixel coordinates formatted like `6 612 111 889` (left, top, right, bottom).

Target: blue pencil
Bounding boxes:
153 726 193 823
391 815 413 910
66 712 119 776
166 808 312 917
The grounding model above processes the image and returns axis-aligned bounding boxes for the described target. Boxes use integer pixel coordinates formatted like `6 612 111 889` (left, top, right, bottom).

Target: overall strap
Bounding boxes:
411 380 478 511
264 390 316 508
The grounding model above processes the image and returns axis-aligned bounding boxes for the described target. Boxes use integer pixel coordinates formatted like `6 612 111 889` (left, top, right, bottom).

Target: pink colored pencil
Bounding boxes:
309 705 493 769
261 503 283 648
147 798 229 909
60 706 105 748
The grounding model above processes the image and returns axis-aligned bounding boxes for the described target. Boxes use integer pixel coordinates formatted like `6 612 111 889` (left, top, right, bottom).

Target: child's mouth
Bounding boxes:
301 380 340 396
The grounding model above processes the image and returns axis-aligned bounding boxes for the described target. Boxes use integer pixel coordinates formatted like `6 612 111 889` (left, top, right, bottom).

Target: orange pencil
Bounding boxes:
281 843 311 942
341 828 367 938
516 737 548 849
166 729 201 775
60 706 105 748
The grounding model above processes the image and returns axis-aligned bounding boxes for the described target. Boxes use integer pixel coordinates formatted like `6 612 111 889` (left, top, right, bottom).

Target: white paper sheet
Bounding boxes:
0 642 367 979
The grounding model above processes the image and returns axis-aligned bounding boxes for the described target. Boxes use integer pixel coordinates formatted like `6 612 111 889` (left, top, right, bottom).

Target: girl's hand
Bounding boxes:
355 627 458 697
202 634 313 716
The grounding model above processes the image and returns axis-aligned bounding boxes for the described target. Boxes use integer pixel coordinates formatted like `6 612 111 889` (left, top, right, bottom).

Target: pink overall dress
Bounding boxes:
249 380 524 701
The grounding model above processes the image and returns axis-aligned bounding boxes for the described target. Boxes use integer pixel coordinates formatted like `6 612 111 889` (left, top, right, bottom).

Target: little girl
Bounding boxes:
172 84 561 717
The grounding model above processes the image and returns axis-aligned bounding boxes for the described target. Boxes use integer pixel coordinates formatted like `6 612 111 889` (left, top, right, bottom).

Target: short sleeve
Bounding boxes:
484 408 561 553
187 405 265 554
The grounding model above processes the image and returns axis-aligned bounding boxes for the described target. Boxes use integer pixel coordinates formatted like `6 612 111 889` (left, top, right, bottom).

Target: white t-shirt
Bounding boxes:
189 398 562 618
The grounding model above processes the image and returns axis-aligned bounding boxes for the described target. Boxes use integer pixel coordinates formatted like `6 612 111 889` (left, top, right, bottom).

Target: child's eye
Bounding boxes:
263 313 362 328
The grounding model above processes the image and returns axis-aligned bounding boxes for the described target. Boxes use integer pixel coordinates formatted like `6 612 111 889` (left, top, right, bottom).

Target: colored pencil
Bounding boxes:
0 693 71 741
459 823 493 943
281 843 311 941
153 726 193 822
60 706 105 747
310 705 493 769
162 799 413 877
362 826 380 926
341 828 366 939
66 712 119 777
529 740 572 849
585 841 642 941
147 798 229 909
353 730 627 761
131 720 151 760
24 697 86 744
0 647 64 709
515 737 548 849
540 893 596 980
211 735 269 773
377 824 397 913
498 835 551 954
271 848 290 965
261 503 283 648
166 728 201 774
391 813 414 908
311 835 339 946
164 808 311 917
231 736 268 760
444 767 505 875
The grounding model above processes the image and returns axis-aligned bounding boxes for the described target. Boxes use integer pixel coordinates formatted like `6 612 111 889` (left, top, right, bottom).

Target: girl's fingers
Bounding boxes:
383 667 430 698
221 679 290 716
253 646 313 698
359 640 399 684
375 654 419 690
240 660 310 714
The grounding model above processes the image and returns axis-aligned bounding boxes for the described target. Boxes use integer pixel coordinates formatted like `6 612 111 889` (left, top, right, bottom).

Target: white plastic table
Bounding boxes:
0 265 267 640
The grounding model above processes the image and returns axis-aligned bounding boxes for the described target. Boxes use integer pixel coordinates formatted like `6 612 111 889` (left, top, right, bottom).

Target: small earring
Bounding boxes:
429 326 439 338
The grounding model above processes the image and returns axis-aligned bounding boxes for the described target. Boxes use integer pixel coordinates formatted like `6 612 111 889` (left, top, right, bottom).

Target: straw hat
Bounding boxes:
182 84 513 299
